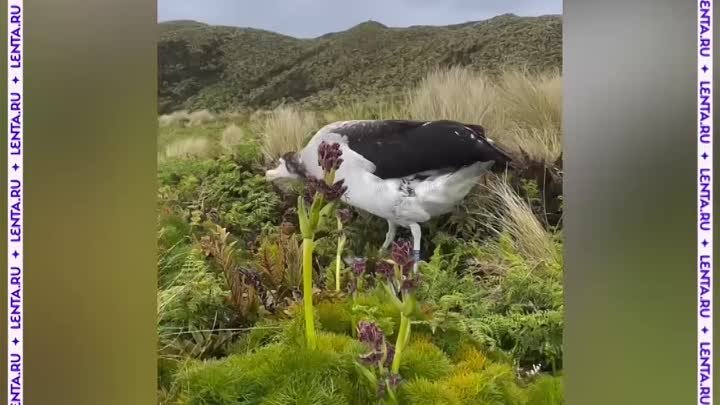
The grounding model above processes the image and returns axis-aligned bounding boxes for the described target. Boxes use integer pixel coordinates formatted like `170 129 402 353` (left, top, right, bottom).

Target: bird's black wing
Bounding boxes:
335 120 511 179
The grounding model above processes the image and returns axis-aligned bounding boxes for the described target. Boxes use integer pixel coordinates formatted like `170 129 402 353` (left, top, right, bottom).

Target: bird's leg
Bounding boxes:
380 220 397 252
409 223 422 274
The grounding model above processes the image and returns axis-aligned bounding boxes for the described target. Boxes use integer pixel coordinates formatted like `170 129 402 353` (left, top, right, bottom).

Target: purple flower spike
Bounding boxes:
357 321 384 348
391 240 414 268
375 261 395 280
318 141 344 173
352 258 367 275
305 177 347 202
387 373 402 388
304 178 322 202
337 208 353 225
384 343 395 369
323 179 347 201
401 276 420 293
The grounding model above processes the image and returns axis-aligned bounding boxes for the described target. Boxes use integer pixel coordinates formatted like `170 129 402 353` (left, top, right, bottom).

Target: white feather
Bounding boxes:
292 121 493 228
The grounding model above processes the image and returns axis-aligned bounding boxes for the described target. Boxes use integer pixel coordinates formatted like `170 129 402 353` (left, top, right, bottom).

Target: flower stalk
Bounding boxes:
335 208 351 291
347 257 366 336
296 141 347 349
302 237 317 348
379 240 421 375
391 313 410 374
355 321 402 405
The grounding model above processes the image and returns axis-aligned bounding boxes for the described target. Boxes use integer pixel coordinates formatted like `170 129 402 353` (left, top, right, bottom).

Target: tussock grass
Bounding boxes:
406 66 562 165
496 69 562 132
187 109 216 126
163 68 562 168
158 109 218 127
484 177 560 266
407 66 501 130
219 124 246 154
503 126 562 166
322 98 406 123
492 69 562 164
161 137 212 162
261 106 318 163
158 110 191 127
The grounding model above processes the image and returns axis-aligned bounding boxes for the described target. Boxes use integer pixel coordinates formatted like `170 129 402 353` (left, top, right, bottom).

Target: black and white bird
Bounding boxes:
265 119 513 273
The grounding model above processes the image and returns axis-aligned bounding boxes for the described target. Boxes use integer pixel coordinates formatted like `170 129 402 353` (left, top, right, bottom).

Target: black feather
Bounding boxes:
334 120 511 179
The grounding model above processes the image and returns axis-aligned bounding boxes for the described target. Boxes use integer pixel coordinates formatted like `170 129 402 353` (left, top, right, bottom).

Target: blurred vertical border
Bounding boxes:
1 0 702 404
3 0 158 404
564 1 698 405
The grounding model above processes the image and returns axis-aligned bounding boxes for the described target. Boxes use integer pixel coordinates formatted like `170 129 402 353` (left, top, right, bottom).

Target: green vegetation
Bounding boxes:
158 16 563 404
158 14 561 113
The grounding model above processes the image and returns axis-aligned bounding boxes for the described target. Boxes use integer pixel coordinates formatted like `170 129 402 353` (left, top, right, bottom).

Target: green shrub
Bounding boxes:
158 211 193 249
465 311 563 371
228 320 284 355
443 363 525 405
413 229 563 371
400 378 460 405
525 375 564 405
399 337 453 381
157 241 195 289
317 301 353 335
158 156 281 242
158 250 231 329
177 334 374 405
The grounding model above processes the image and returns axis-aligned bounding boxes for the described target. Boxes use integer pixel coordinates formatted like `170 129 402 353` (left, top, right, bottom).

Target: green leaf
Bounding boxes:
402 294 417 316
297 196 312 238
354 361 378 385
382 283 404 312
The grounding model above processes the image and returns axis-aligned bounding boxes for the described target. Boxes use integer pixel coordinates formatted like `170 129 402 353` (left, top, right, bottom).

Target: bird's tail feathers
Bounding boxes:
420 161 490 204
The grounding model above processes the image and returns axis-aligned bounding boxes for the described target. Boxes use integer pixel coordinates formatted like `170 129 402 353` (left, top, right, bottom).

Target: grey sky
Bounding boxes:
158 0 562 38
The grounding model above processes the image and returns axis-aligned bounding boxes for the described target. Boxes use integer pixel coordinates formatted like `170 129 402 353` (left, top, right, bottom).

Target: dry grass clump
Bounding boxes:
158 110 191 127
261 106 318 163
483 177 560 266
161 137 212 162
405 66 562 165
492 69 562 163
496 69 562 130
406 66 501 130
219 124 246 154
503 125 562 165
158 109 219 128
188 110 216 126
323 98 406 124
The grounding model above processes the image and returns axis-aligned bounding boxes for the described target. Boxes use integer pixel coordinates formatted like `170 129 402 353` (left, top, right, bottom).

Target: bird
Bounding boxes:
265 119 513 273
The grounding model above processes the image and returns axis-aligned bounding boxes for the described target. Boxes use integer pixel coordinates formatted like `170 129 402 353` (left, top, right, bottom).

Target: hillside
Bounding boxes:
158 14 562 113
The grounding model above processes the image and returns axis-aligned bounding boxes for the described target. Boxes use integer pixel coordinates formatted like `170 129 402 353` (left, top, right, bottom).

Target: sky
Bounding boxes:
158 0 562 38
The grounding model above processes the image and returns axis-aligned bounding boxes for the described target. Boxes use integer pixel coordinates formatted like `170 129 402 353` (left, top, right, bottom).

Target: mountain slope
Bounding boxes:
158 14 562 113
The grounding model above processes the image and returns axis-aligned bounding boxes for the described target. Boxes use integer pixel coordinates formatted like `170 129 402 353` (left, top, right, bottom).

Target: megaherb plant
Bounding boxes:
355 321 402 405
353 240 422 404
378 240 421 375
296 141 347 349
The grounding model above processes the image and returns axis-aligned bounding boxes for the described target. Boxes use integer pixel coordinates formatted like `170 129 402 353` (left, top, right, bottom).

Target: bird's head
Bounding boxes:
265 152 306 182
